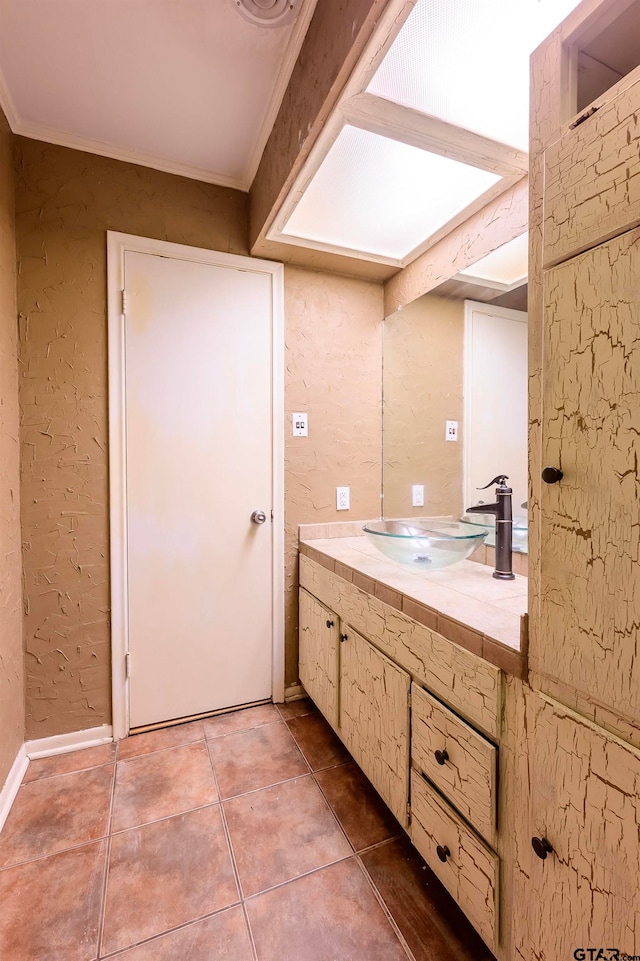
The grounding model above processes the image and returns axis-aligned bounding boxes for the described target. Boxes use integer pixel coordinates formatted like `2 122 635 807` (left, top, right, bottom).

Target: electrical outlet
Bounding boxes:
445 420 458 442
411 484 424 507
336 486 350 510
292 412 308 437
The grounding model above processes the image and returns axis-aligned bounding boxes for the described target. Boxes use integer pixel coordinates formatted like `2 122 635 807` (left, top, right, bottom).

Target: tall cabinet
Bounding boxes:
519 0 640 955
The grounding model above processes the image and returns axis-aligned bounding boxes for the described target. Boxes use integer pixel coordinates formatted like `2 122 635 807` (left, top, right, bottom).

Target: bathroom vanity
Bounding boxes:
297 527 527 955
298 518 640 958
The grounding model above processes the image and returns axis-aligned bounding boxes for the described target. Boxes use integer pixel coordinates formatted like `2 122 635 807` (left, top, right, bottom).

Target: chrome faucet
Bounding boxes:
466 475 515 580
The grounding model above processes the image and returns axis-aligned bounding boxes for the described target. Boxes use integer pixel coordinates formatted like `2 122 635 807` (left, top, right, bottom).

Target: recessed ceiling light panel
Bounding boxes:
367 0 583 149
458 231 529 287
233 0 297 27
280 125 501 261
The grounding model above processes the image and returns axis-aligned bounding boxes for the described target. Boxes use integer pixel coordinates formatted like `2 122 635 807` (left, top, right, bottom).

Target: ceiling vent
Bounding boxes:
233 0 297 27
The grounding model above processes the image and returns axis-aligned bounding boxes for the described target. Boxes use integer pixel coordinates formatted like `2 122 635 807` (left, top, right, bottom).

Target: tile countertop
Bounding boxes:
299 531 528 679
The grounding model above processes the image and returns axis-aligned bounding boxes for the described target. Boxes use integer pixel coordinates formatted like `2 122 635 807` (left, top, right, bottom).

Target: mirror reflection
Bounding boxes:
382 241 529 556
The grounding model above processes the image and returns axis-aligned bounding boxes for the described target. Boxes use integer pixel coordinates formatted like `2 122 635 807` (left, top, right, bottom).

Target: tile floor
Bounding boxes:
0 698 495 961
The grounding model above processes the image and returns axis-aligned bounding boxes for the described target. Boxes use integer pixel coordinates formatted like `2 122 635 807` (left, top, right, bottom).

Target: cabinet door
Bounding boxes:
340 627 410 825
298 589 339 728
543 74 640 267
516 693 640 958
537 226 640 722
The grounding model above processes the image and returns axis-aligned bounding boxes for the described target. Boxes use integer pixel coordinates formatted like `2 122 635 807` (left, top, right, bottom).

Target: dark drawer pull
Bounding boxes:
541 466 563 484
436 844 450 863
325 619 334 628
340 633 348 643
434 748 449 766
531 836 553 860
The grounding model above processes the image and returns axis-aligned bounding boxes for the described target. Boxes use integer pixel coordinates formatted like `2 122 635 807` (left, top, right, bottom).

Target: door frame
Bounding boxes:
107 231 285 740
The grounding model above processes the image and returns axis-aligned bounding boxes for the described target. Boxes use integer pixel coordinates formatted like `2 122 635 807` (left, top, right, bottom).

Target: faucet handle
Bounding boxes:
477 475 509 490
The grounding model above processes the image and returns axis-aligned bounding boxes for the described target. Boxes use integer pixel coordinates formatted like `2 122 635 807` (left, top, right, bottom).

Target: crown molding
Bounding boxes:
0 62 19 130
9 118 250 191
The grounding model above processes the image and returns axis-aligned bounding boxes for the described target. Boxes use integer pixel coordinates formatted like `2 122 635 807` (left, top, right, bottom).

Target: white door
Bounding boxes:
117 244 280 729
464 302 528 518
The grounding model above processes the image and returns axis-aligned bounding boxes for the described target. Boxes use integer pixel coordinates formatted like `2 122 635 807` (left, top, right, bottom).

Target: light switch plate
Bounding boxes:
292 412 308 436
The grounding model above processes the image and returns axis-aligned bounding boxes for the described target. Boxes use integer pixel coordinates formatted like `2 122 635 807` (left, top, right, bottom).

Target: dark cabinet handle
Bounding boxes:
434 748 449 766
325 620 334 629
531 836 553 860
542 467 563 484
340 633 348 643
436 844 450 863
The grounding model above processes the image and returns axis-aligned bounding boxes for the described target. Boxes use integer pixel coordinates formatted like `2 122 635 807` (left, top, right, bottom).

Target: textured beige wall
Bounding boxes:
15 138 248 738
383 294 464 518
15 140 384 733
0 110 24 783
285 266 383 683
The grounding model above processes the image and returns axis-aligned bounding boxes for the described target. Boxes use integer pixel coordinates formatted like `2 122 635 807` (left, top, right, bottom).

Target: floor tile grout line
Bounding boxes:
23 757 116 785
240 852 356 905
204 738 259 961
203 716 284 741
116 733 206 763
109 798 223 837
356 831 405 857
309 769 358 855
96 760 118 959
0 833 114 874
96 901 245 960
355 853 418 961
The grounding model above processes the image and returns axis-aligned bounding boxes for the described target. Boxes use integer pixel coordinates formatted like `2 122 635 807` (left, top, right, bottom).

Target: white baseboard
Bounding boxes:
284 684 306 702
25 724 114 760
0 746 28 833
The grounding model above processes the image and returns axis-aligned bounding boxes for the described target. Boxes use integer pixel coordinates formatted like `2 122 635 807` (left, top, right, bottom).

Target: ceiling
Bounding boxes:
0 0 316 191
0 0 585 279
270 0 583 268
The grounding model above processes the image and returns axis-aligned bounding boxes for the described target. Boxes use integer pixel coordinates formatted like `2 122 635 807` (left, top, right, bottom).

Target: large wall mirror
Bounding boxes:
382 233 529 552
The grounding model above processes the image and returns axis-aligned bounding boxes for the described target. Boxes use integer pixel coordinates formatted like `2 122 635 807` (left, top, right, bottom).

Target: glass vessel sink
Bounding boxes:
459 513 528 553
363 519 487 570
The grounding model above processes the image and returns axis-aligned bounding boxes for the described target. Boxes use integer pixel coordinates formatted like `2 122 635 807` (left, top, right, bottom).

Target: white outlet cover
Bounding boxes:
445 420 458 442
411 484 424 507
336 486 350 510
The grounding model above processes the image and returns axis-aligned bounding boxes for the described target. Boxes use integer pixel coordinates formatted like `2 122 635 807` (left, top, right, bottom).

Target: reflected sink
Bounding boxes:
459 513 528 554
363 519 487 571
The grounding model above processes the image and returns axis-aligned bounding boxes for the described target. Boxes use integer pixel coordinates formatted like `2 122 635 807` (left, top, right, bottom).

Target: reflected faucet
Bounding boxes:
466 475 516 580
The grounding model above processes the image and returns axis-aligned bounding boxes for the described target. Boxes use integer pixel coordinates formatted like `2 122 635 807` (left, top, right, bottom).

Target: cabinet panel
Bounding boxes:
340 627 410 826
300 556 502 739
537 227 640 722
543 75 640 267
410 770 498 952
411 684 497 847
298 588 339 728
517 693 640 957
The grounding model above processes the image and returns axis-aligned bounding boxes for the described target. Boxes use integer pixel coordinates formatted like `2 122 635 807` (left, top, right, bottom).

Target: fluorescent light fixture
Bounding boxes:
280 125 501 261
367 0 584 150
458 231 529 287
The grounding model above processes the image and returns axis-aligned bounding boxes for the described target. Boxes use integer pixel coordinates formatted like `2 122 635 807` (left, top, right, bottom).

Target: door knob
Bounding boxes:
250 510 267 524
531 836 553 860
541 467 563 484
325 619 334 629
434 748 449 766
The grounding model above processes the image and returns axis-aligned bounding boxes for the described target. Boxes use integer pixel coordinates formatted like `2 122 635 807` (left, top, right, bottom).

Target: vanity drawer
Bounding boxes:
411 684 497 847
410 770 498 952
